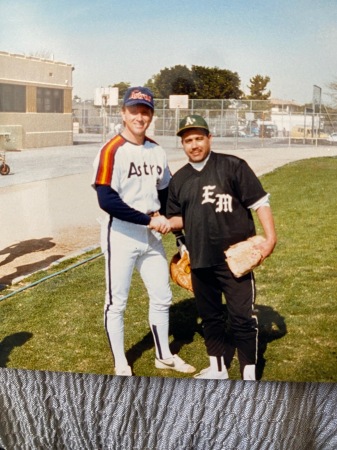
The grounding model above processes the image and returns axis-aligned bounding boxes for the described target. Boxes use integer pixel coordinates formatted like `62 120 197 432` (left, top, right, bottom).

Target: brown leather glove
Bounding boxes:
170 251 193 292
224 235 266 278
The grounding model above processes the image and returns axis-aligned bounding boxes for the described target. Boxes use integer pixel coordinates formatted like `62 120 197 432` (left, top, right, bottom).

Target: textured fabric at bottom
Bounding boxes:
0 369 337 450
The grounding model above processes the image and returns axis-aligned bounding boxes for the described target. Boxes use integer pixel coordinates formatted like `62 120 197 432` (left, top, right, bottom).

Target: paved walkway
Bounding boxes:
1 137 337 286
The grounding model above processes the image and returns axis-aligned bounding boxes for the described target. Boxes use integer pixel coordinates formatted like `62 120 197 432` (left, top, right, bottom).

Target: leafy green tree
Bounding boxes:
145 65 243 99
247 75 271 100
144 75 161 98
145 65 195 98
192 65 243 99
110 82 131 98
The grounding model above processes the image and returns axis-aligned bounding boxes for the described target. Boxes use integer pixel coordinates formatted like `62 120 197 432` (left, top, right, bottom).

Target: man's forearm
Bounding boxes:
256 206 277 259
168 216 184 231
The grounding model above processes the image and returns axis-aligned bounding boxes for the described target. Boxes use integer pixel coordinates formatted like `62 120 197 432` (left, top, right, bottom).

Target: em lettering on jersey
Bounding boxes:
201 185 233 213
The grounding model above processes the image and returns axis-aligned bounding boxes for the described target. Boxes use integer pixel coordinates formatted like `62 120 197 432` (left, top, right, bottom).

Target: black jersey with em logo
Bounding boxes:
167 152 267 269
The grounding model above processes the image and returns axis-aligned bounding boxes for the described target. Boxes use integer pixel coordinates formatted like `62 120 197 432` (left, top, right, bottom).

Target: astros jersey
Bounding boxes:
167 151 267 269
93 135 171 215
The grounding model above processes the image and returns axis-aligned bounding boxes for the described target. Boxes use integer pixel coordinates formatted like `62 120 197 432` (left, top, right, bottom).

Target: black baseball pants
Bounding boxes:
191 264 258 373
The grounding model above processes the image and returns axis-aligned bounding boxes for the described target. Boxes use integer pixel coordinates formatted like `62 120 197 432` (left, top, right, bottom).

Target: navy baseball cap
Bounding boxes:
177 114 210 136
123 86 154 110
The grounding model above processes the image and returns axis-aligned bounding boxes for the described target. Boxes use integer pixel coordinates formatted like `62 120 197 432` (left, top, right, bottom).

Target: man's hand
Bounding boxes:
148 215 171 234
254 238 276 262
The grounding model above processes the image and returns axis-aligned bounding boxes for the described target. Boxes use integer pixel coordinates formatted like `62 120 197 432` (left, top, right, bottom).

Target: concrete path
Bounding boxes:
1 137 337 286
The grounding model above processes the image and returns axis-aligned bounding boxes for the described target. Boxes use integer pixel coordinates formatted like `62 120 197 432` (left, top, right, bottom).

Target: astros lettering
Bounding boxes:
128 90 152 103
128 161 163 178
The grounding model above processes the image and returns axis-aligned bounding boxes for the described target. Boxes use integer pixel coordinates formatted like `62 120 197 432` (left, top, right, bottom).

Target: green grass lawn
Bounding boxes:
1 157 336 382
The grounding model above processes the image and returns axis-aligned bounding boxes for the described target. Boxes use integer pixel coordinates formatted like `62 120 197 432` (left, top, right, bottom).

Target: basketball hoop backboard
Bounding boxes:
94 87 119 106
169 95 189 109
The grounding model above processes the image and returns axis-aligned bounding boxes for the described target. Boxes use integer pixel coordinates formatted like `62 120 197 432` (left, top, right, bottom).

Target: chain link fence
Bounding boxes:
72 98 337 147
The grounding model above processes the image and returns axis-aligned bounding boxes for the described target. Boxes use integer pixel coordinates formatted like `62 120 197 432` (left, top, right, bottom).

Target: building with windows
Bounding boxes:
0 51 73 149
269 98 303 114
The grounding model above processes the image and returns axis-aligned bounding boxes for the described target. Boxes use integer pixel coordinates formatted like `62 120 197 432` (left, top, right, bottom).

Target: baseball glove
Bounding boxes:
224 235 266 278
170 251 193 292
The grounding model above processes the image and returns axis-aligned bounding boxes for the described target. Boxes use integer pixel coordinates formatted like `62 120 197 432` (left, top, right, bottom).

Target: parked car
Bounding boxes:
259 124 278 138
250 126 259 136
230 125 247 137
233 130 247 137
326 132 337 144
85 124 102 133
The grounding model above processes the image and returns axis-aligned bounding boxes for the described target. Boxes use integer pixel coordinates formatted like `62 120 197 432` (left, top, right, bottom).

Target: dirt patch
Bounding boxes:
0 226 100 287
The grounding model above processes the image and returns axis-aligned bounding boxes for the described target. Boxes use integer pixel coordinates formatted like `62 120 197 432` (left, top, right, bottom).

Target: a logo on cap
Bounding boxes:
184 116 196 126
128 90 152 103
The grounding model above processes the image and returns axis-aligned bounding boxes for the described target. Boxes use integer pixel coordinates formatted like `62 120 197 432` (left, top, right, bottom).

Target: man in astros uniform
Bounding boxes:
92 87 195 376
167 115 277 380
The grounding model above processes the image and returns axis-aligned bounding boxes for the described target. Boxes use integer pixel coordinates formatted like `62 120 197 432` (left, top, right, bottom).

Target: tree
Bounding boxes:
110 82 131 98
192 65 243 99
247 75 271 100
145 65 243 99
327 78 337 108
145 65 195 98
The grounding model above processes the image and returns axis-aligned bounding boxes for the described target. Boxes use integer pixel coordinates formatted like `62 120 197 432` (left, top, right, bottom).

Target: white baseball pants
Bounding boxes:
102 217 173 369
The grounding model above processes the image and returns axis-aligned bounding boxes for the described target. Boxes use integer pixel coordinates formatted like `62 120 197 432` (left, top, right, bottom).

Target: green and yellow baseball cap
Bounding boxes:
177 114 210 137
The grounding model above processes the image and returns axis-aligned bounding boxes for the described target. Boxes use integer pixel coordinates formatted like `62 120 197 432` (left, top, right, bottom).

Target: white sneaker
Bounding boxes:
155 354 196 373
243 364 256 381
194 366 229 380
115 365 132 376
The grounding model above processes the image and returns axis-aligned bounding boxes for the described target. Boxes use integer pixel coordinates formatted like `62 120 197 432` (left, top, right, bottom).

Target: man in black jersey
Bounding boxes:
167 115 277 380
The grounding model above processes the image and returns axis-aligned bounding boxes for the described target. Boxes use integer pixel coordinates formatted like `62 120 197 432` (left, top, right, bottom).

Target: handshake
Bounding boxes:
148 213 171 235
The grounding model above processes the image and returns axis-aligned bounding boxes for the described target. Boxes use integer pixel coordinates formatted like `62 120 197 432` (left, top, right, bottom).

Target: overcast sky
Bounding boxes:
1 0 336 104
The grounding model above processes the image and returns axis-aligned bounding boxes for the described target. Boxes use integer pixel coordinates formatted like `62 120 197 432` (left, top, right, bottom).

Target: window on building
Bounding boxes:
0 83 26 112
37 88 64 113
